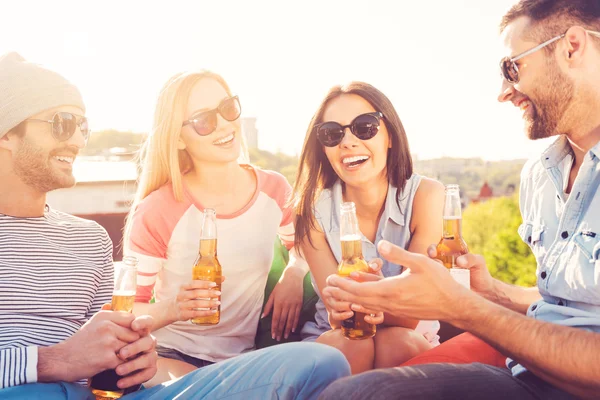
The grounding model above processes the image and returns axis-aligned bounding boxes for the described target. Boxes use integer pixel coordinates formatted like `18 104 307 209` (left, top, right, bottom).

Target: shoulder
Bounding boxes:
137 183 179 212
415 176 445 200
254 167 291 189
410 176 445 231
47 209 112 251
49 209 109 237
253 165 292 202
520 156 544 185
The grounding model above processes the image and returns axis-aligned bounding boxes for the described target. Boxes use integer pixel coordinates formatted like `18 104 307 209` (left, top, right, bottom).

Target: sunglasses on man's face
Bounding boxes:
315 112 384 147
182 96 241 136
27 112 91 143
500 29 600 84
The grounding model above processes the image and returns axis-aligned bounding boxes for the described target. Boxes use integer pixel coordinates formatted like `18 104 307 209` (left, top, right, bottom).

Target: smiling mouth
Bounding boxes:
52 155 75 165
213 133 235 146
342 155 370 168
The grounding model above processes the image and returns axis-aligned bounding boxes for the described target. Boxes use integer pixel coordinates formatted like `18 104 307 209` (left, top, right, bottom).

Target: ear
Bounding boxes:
0 132 19 152
563 26 590 67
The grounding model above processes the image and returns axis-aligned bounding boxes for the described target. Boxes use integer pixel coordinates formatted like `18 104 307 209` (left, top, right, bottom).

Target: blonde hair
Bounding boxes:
123 70 248 251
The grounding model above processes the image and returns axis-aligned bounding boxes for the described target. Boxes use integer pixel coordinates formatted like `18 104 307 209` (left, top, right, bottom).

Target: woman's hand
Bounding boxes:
168 279 223 323
262 267 305 341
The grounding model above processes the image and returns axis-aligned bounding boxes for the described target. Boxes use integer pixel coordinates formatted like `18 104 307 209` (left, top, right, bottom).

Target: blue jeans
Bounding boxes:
0 342 349 400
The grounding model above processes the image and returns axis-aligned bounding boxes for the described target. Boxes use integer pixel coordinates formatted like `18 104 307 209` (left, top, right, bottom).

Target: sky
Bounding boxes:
1 0 554 160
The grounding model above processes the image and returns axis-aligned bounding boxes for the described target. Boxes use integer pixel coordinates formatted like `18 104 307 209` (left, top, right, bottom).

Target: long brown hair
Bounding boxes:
292 82 413 249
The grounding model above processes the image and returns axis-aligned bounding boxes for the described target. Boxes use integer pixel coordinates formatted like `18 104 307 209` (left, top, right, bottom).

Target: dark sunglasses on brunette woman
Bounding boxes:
182 96 241 136
315 112 384 147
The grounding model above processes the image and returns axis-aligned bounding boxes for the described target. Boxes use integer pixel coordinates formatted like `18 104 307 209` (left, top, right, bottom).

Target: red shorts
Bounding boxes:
401 332 506 368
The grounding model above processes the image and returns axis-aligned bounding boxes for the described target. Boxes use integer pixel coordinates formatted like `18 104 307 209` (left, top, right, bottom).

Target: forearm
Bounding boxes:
485 279 541 314
450 293 600 399
133 301 175 331
285 246 310 276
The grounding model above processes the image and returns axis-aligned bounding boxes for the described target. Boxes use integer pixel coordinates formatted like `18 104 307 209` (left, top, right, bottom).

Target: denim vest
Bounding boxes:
510 136 600 375
301 174 440 343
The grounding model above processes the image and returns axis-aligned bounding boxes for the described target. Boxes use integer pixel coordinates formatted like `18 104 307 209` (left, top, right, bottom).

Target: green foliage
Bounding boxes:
462 196 537 286
415 158 524 200
248 148 299 184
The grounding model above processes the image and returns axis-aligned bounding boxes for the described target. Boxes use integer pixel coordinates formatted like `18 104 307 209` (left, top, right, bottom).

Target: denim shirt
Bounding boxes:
301 174 440 343
510 136 600 375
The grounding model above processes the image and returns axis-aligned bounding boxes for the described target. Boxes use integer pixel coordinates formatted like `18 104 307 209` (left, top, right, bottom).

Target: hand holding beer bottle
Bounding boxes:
191 208 223 325
434 184 470 289
90 257 142 399
337 202 376 340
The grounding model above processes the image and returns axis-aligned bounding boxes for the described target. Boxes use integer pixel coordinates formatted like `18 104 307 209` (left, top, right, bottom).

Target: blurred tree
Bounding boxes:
462 195 537 286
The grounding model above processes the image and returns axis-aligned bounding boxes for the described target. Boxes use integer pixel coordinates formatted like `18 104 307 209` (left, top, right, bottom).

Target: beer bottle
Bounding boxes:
337 202 376 340
90 256 141 399
191 208 222 325
435 184 470 288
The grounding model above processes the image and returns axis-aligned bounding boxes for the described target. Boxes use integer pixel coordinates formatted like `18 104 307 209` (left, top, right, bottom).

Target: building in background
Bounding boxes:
242 117 258 149
470 181 494 205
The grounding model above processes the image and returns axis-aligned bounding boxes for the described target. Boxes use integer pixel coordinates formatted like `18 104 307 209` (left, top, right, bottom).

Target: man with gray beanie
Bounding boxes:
0 51 160 398
0 53 351 400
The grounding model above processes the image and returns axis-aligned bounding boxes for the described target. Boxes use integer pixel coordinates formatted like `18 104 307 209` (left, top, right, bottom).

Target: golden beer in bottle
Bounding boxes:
338 202 376 340
435 185 470 288
192 208 222 325
90 257 140 399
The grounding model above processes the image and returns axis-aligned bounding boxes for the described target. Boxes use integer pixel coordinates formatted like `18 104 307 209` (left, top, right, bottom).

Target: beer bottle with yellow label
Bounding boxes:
192 208 222 325
337 202 376 340
90 256 141 399
435 184 470 288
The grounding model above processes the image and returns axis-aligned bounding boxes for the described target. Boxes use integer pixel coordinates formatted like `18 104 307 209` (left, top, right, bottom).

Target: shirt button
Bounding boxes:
541 271 547 279
531 305 537 311
561 231 569 239
528 236 532 244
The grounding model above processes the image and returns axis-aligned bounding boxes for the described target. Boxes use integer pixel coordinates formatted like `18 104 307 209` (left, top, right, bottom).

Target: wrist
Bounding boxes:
165 298 180 324
38 344 68 383
445 289 491 330
282 265 307 280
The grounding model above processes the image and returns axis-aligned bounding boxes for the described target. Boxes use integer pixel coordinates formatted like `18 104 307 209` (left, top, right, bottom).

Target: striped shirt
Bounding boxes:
0 207 113 389
126 165 294 362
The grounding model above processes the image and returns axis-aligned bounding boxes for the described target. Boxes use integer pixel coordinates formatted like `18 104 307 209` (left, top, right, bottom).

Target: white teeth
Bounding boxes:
342 155 369 164
213 133 234 145
53 156 74 164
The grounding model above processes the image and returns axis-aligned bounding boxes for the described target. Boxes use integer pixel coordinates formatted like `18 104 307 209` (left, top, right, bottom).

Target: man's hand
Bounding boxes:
325 259 385 328
262 267 304 341
38 309 141 383
427 245 496 299
323 240 474 322
113 315 158 389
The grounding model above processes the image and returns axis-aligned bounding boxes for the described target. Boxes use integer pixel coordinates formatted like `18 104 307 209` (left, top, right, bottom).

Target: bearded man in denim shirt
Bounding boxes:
319 1 600 399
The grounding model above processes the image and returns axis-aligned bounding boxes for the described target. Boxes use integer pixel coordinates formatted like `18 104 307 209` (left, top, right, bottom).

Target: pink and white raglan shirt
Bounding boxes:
127 165 294 362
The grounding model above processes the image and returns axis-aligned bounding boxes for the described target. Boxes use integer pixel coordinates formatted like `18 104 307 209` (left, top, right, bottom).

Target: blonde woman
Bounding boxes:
123 71 338 390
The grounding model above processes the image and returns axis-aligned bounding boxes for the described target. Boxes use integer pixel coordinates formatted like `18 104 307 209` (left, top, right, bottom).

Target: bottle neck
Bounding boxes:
199 238 217 257
442 217 462 239
341 236 364 260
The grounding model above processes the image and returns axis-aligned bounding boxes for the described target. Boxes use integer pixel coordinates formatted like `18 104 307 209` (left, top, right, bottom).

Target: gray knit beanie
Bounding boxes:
0 52 86 138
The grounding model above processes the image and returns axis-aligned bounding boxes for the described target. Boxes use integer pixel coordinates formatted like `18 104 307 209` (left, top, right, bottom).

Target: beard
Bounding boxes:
524 60 574 140
12 136 76 193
